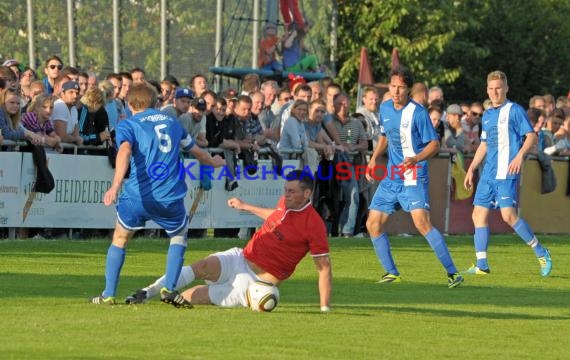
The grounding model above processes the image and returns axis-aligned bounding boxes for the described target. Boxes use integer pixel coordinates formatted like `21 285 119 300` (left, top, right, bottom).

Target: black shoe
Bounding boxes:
160 288 193 309
125 289 147 305
447 273 464 289
225 179 239 192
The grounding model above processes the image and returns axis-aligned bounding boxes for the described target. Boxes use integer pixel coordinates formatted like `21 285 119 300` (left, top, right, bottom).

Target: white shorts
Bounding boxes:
207 247 260 308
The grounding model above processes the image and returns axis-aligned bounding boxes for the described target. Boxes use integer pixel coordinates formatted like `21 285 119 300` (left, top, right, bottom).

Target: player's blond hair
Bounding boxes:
487 71 508 86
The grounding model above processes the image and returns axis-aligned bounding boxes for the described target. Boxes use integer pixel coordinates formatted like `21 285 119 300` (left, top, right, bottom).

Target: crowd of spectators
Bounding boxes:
1 55 570 239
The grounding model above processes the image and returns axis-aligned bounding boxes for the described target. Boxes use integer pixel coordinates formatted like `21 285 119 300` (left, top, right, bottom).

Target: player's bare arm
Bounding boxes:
464 141 487 190
313 255 332 312
366 135 388 182
190 144 226 168
401 139 439 169
227 197 274 220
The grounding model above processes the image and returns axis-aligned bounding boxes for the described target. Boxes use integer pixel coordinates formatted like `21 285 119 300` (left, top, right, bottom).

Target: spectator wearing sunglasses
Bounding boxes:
43 55 63 95
461 102 483 152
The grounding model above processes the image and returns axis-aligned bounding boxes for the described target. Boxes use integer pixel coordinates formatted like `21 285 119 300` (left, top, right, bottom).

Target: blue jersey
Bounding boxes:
379 99 438 185
116 108 195 202
480 100 533 180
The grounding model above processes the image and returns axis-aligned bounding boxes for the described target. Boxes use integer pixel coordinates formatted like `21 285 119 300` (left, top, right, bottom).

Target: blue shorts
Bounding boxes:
473 178 518 209
116 195 188 236
369 178 430 214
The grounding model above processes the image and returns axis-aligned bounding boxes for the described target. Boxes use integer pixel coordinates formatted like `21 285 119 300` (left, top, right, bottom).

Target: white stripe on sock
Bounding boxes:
528 237 539 247
476 252 487 260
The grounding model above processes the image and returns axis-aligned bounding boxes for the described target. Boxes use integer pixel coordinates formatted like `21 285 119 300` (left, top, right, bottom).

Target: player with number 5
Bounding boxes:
91 83 225 307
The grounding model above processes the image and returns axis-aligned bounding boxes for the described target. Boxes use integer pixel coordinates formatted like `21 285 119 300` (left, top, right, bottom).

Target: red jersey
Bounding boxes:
243 197 329 280
258 35 279 67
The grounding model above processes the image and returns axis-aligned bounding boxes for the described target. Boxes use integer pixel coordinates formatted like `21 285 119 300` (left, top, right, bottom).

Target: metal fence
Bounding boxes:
1 0 331 88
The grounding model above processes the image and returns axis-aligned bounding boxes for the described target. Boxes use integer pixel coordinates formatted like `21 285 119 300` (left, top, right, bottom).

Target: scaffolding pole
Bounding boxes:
214 0 223 92
160 0 167 79
67 0 76 67
26 0 35 69
113 0 120 72
252 0 260 69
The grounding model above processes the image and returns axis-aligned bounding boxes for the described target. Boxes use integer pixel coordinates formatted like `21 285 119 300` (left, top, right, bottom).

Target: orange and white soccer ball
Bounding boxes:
246 281 280 312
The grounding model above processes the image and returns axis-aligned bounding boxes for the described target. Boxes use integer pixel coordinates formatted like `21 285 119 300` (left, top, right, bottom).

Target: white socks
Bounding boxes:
143 266 196 299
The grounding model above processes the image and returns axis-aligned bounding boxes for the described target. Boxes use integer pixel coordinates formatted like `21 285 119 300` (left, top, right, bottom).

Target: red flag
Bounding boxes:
391 48 400 71
358 47 374 85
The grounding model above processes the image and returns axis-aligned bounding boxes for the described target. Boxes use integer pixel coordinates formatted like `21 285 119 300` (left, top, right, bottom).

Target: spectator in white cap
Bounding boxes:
2 59 20 79
444 104 469 153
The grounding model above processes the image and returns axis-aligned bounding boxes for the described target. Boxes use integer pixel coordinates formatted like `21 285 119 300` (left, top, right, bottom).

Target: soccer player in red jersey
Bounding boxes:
126 170 333 311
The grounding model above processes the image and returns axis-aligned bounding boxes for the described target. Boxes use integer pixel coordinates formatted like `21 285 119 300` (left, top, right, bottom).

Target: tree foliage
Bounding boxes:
444 0 570 103
0 0 219 82
1 0 569 102
335 0 474 94
335 0 570 103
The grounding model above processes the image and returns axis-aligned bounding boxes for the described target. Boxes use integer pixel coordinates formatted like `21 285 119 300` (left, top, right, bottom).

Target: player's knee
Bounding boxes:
472 207 487 226
410 222 432 236
366 217 381 236
471 211 478 224
192 259 209 279
112 234 130 248
413 218 431 235
502 213 518 227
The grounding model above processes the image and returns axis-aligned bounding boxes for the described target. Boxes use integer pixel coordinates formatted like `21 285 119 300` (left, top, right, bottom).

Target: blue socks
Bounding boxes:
474 219 545 271
425 228 458 275
372 229 458 276
103 244 126 298
474 226 490 270
371 233 399 275
164 244 187 291
513 218 546 257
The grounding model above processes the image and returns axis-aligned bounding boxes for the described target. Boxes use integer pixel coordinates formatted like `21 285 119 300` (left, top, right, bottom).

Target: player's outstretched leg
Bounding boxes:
513 218 552 276
126 266 196 304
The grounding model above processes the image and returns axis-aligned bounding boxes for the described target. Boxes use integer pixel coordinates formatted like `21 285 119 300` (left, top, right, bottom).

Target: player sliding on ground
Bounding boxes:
125 170 333 312
90 83 225 307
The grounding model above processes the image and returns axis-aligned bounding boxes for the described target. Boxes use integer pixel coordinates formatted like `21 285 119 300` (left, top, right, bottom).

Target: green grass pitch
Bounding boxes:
0 235 568 359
